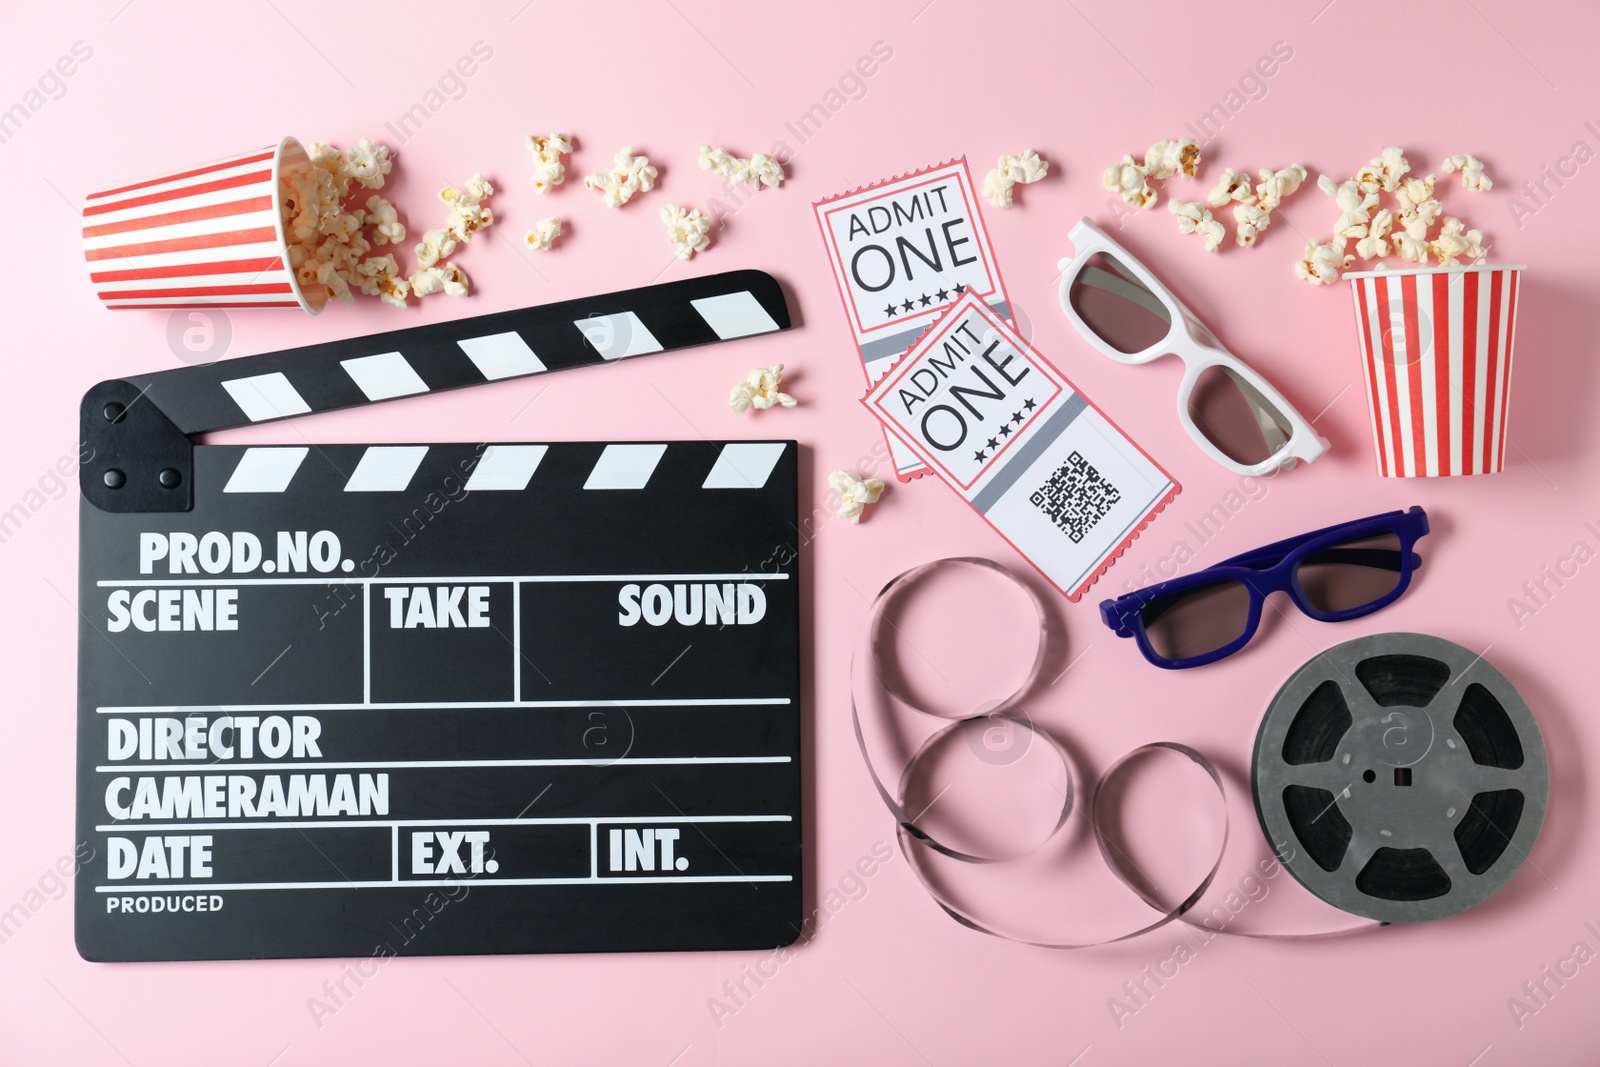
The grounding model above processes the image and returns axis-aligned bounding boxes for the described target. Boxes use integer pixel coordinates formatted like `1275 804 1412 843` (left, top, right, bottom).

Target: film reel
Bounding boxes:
1252 633 1548 924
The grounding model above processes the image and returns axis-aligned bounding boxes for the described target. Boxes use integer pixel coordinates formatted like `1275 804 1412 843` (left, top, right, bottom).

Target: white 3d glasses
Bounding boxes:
1057 218 1328 476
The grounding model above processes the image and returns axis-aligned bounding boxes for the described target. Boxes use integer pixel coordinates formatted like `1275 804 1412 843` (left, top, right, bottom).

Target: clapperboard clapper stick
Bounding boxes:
76 271 803 961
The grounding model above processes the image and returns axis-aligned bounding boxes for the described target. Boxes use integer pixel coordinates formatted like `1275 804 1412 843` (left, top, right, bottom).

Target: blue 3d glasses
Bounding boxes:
1100 507 1430 669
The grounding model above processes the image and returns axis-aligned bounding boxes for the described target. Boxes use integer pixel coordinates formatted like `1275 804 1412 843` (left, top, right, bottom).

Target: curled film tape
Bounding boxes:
852 561 1544 945
853 558 1236 948
1253 632 1548 923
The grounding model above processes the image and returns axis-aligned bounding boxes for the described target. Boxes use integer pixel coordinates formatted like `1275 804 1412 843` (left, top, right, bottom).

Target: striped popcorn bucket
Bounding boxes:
1345 263 1524 477
82 137 320 313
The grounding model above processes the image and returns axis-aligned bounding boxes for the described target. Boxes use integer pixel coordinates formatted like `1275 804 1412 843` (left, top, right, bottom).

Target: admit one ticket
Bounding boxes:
863 295 1179 600
814 159 1013 482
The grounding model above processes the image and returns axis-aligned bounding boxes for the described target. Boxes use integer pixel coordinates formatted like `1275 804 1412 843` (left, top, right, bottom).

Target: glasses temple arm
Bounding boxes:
1215 511 1426 570
1295 547 1422 573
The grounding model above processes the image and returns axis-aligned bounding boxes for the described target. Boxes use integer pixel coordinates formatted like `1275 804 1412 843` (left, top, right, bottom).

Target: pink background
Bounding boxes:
4 0 1599 1061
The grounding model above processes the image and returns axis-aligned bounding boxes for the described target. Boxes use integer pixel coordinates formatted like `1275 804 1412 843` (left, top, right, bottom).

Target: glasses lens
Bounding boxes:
1068 252 1172 354
1139 580 1252 662
1187 365 1294 466
1295 532 1407 614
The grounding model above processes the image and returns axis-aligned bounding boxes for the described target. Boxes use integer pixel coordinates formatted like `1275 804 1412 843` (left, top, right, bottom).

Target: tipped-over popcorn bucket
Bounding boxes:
83 137 320 313
1345 263 1524 477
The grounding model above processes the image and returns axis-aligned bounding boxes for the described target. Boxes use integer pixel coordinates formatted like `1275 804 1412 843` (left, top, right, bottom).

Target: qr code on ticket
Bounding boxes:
1029 451 1121 544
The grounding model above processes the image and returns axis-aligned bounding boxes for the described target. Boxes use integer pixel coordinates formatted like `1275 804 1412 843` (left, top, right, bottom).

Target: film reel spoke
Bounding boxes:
1424 827 1476 887
1454 763 1525 795
1284 761 1357 796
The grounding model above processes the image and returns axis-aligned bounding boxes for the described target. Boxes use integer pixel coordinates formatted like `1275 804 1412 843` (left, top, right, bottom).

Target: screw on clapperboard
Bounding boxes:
166 308 232 364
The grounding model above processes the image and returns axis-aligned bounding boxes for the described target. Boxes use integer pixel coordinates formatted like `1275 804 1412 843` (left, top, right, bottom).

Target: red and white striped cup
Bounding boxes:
1345 263 1524 477
82 136 321 313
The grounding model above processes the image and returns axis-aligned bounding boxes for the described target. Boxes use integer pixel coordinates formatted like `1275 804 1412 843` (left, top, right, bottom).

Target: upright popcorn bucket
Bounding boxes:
1345 263 1524 477
82 137 321 313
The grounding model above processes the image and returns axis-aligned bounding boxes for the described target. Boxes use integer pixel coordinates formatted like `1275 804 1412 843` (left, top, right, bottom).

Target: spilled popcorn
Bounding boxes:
699 144 785 190
584 146 658 208
365 195 405 246
981 149 1049 208
1101 138 1199 211
1102 155 1158 209
414 227 457 270
828 469 885 525
1106 136 1306 252
1144 138 1200 182
1168 199 1224 252
1429 216 1486 265
729 363 796 415
275 139 498 310
411 263 470 298
277 137 392 310
1293 239 1350 285
1295 147 1493 285
524 216 562 252
355 254 409 308
408 174 495 299
1355 208 1394 260
661 203 712 260
526 132 574 195
1206 167 1254 208
1441 153 1493 192
1254 164 1308 212
1320 174 1378 251
342 138 392 188
1194 163 1306 248
1354 145 1410 192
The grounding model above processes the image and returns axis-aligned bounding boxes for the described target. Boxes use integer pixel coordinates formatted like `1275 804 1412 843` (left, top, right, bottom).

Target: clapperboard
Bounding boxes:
75 271 802 961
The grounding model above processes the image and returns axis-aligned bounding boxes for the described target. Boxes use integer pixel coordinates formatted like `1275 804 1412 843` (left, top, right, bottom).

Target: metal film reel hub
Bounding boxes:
1252 633 1548 924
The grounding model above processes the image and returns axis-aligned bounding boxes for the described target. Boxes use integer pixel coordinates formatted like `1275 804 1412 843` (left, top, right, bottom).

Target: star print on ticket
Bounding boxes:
862 295 1180 600
814 159 1013 482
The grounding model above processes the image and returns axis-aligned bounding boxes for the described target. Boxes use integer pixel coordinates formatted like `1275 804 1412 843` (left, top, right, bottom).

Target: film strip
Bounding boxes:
852 559 1548 944
75 273 802 962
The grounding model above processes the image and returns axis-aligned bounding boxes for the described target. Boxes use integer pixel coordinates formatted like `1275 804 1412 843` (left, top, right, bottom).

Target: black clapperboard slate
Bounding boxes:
75 271 802 961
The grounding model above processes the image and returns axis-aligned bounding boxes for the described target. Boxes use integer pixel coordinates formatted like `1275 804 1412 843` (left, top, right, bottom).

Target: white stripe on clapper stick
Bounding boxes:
465 445 547 490
340 352 430 402
575 312 663 360
344 446 429 492
690 291 781 339
223 447 308 493
584 444 668 490
456 331 547 380
221 372 312 422
702 443 786 489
